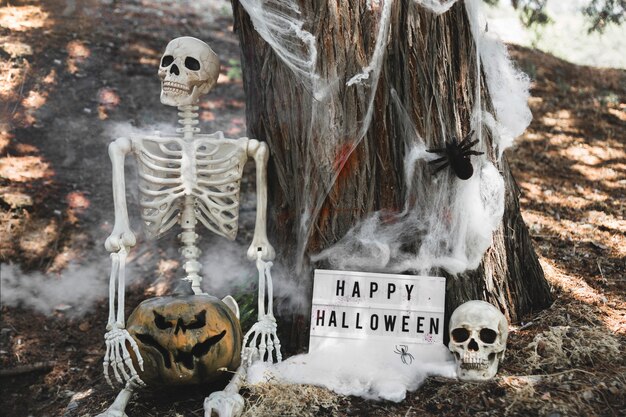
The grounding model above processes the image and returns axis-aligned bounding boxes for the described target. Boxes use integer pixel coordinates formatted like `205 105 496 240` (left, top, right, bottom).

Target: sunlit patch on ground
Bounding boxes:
19 218 60 259
0 130 11 153
66 190 91 223
66 39 90 74
97 87 121 120
508 45 625 347
0 5 49 32
21 89 48 126
0 39 32 58
0 155 54 182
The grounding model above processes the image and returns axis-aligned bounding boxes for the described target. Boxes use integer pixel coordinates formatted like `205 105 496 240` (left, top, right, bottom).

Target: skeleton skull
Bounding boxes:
448 300 508 381
158 36 220 107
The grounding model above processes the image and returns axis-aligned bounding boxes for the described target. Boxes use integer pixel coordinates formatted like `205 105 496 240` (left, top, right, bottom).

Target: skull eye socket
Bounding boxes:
480 328 498 344
185 57 201 71
161 55 174 67
451 328 470 343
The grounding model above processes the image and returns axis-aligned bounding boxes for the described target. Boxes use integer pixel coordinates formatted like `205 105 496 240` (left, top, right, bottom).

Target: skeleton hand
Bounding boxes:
242 315 282 365
247 238 275 261
103 327 145 388
105 227 136 252
204 390 245 417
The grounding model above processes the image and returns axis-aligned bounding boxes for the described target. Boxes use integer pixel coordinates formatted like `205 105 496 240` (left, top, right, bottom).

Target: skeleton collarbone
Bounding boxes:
132 132 248 240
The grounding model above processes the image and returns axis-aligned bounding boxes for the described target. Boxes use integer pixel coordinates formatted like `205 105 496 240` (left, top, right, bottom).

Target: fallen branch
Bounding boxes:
0 361 55 377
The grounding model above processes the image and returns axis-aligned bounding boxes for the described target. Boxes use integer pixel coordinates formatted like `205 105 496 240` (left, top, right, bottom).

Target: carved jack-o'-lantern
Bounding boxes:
126 295 242 386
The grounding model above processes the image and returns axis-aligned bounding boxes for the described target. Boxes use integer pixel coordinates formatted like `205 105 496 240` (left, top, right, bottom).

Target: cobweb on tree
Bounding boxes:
238 0 531 276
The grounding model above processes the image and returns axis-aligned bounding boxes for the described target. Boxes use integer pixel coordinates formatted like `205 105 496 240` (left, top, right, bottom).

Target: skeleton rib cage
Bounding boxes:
132 132 249 240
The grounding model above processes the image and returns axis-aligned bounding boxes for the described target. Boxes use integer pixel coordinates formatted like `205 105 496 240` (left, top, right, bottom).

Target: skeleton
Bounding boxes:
448 300 508 381
97 36 281 417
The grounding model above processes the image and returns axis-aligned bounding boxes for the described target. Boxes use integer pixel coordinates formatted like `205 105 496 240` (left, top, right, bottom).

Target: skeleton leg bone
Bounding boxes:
96 382 137 417
203 348 257 417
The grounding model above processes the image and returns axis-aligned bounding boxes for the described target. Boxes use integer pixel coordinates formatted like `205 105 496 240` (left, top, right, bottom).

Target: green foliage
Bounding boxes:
484 0 624 33
516 0 552 28
582 0 626 33
227 58 243 81
230 279 258 332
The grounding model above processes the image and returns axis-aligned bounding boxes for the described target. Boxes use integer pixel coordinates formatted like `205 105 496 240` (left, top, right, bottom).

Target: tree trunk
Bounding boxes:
231 0 551 352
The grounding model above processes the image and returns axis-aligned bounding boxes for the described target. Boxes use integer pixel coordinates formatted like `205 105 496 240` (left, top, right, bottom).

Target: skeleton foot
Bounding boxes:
204 349 249 417
96 384 134 417
96 409 128 417
203 391 244 417
242 315 282 365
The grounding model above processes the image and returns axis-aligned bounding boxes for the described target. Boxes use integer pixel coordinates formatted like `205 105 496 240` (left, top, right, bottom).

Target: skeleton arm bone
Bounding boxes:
102 137 144 388
246 140 275 261
105 137 136 252
103 247 145 388
242 255 282 364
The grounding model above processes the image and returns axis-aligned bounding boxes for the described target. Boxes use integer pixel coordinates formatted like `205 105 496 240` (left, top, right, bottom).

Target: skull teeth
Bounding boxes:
163 82 191 94
460 352 489 370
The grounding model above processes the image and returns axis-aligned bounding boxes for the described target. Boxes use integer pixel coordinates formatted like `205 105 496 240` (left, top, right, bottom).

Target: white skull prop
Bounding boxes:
158 36 220 107
448 300 508 381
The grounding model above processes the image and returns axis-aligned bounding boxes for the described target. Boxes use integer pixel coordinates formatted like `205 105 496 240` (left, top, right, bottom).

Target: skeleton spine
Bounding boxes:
178 105 203 294
180 195 203 294
177 105 200 139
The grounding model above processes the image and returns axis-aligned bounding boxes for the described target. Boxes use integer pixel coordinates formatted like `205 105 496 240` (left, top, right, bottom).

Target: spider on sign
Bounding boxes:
426 130 484 180
394 344 414 365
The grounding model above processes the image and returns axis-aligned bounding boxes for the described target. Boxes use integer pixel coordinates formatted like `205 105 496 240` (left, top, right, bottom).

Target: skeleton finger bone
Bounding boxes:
103 343 113 387
272 334 282 362
258 334 267 362
114 343 131 382
109 343 123 384
124 333 144 372
120 342 145 387
265 334 274 361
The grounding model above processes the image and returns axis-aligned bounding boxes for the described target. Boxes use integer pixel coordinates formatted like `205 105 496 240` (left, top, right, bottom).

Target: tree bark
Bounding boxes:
232 0 551 352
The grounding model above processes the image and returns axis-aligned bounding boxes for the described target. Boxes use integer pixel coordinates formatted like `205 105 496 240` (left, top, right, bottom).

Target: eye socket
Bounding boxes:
451 328 470 343
153 311 173 330
185 57 201 71
161 55 174 67
480 328 498 344
184 310 207 330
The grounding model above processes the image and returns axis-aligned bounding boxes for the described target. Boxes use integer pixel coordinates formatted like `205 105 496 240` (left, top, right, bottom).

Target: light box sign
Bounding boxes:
309 270 446 360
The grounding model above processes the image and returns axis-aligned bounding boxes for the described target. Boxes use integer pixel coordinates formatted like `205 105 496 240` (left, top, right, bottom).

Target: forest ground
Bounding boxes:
0 0 624 416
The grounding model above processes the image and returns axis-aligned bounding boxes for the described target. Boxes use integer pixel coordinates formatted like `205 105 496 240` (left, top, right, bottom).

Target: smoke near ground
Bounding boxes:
1 260 113 317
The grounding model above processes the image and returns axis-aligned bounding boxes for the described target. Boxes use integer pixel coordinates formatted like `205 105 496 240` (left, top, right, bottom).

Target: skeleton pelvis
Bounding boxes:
126 295 242 386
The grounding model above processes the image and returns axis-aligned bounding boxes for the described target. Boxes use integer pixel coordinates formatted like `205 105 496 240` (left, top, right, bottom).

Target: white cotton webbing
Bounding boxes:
464 0 532 158
238 0 318 97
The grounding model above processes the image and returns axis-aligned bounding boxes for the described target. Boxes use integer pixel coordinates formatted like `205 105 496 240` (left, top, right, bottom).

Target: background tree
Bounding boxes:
230 0 552 351
485 0 626 33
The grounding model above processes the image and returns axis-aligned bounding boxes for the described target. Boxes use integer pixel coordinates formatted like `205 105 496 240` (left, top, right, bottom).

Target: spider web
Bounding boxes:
239 0 531 275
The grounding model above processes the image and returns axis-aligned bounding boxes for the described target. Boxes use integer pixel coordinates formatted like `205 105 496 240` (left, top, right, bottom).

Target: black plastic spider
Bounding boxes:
393 344 414 365
426 130 484 180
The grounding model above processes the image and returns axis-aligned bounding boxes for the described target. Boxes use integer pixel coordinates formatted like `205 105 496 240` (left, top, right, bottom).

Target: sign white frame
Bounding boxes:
309 269 446 363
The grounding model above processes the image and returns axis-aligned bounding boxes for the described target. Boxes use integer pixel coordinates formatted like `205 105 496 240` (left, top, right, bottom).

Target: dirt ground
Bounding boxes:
0 0 624 416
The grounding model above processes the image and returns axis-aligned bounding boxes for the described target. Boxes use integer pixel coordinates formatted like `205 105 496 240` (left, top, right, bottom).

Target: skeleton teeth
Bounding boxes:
163 82 191 94
460 351 488 369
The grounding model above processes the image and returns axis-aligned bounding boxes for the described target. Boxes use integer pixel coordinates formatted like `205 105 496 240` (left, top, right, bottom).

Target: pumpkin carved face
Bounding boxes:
126 295 242 386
